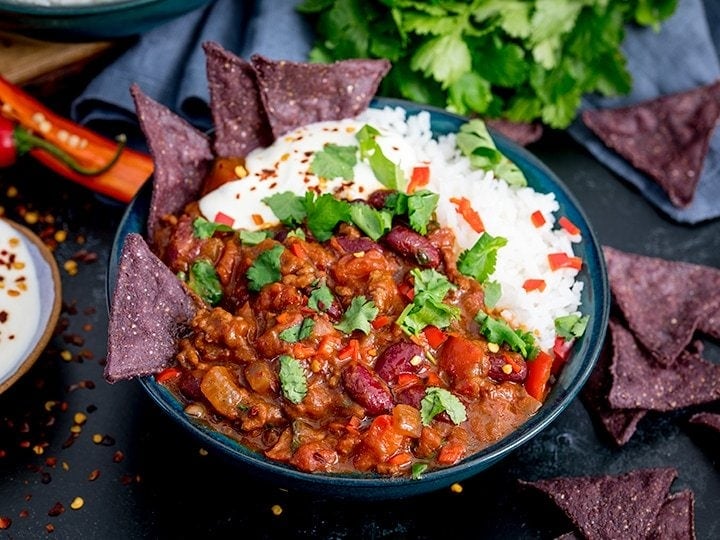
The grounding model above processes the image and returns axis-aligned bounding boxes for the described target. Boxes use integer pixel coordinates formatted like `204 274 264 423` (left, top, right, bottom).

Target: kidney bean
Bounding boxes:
367 189 396 209
383 225 441 268
374 341 424 382
336 236 380 254
342 363 394 415
177 370 204 401
487 352 528 383
394 384 426 409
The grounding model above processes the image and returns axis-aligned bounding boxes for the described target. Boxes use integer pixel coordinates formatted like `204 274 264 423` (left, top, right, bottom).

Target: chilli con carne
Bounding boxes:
150 188 549 476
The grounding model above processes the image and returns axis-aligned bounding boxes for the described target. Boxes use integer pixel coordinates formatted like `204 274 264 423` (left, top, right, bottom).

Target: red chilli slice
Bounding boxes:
214 211 235 227
548 252 582 271
559 216 581 236
408 166 430 193
450 197 485 233
523 279 546 292
531 210 546 227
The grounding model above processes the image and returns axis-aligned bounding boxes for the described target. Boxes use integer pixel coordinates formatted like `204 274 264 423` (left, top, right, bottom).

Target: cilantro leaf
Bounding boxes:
334 296 378 335
279 318 316 343
192 217 234 239
411 462 428 480
356 124 405 190
456 119 527 186
382 189 438 235
308 279 335 313
555 313 589 340
309 143 358 180
188 259 223 306
246 244 284 292
262 192 307 226
239 229 271 246
278 355 308 404
397 268 459 335
457 232 508 284
303 192 351 242
349 203 393 241
483 280 502 309
474 311 538 359
420 387 467 425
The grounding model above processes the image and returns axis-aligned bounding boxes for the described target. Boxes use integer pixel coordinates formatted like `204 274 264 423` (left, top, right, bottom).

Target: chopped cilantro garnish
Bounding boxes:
483 280 502 309
286 228 306 240
278 355 307 404
309 143 358 180
457 232 508 284
192 217 234 239
334 296 379 335
188 259 223 306
308 279 335 313
246 244 285 292
397 268 459 335
420 387 467 425
239 229 271 246
279 318 316 343
304 192 352 242
356 124 405 190
349 203 393 241
262 191 307 226
456 119 527 186
411 462 428 480
555 314 589 340
383 189 438 235
474 311 538 359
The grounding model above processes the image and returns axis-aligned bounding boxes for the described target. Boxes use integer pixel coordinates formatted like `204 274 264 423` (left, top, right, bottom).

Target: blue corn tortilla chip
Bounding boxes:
105 233 198 383
648 490 696 540
520 468 678 540
580 335 646 446
485 118 543 147
582 80 720 208
130 84 214 243
250 54 391 138
607 319 720 411
203 41 273 158
603 246 720 366
689 411 720 433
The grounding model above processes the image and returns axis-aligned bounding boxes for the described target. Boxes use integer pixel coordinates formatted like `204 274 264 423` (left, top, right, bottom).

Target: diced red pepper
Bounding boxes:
407 165 430 193
423 325 448 348
524 350 553 401
252 214 264 226
552 336 575 376
0 74 153 203
338 339 360 362
558 216 581 236
371 315 392 329
449 196 484 233
548 252 583 271
397 281 415 301
522 278 546 292
289 241 307 259
530 210 546 227
155 367 181 384
214 211 235 227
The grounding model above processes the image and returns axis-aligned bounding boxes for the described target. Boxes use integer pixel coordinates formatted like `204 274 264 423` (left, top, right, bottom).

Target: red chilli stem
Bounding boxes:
13 125 127 176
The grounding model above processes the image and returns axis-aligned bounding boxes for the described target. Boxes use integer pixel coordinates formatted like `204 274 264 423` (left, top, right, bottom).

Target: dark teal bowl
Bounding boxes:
0 0 212 41
108 98 610 500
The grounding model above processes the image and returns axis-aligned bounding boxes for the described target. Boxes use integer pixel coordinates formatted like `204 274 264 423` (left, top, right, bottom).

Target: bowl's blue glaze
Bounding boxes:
108 98 610 499
0 0 212 40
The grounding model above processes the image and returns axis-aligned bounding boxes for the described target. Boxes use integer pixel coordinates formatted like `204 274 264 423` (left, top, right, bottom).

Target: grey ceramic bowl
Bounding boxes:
108 98 610 499
0 0 212 41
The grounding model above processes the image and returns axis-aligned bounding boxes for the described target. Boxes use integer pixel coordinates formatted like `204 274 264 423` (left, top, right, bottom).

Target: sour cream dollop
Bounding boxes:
199 118 418 231
0 219 42 385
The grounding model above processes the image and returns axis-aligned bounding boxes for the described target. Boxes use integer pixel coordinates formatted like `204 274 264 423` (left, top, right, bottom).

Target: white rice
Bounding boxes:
357 107 584 350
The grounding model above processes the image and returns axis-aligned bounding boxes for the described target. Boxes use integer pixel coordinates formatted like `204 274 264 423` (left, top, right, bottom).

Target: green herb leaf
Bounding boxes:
279 318 316 343
278 355 308 404
457 232 508 284
483 280 502 309
349 203 393 241
308 279 335 313
304 192 352 242
475 311 538 359
382 189 438 235
334 296 379 335
239 229 272 246
309 143 358 180
246 244 285 292
555 313 589 340
420 387 467 425
262 191 307 226
397 268 459 335
356 124 405 190
192 217 234 239
188 259 223 306
411 462 428 480
456 119 527 186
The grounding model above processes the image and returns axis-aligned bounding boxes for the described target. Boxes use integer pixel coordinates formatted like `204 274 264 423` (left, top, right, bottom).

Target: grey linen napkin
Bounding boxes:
71 0 313 136
567 0 720 224
73 0 719 224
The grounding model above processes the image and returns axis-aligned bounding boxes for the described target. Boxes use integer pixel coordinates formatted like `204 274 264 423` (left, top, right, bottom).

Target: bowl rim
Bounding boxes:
0 217 62 395
108 97 610 496
0 0 198 16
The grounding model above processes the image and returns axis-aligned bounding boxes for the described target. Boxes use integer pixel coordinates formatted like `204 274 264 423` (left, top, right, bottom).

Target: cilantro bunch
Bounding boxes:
297 0 678 128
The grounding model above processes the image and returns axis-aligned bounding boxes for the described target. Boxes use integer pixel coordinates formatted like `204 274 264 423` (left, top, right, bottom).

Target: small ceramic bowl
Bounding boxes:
108 99 610 499
0 0 213 41
0 217 62 394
